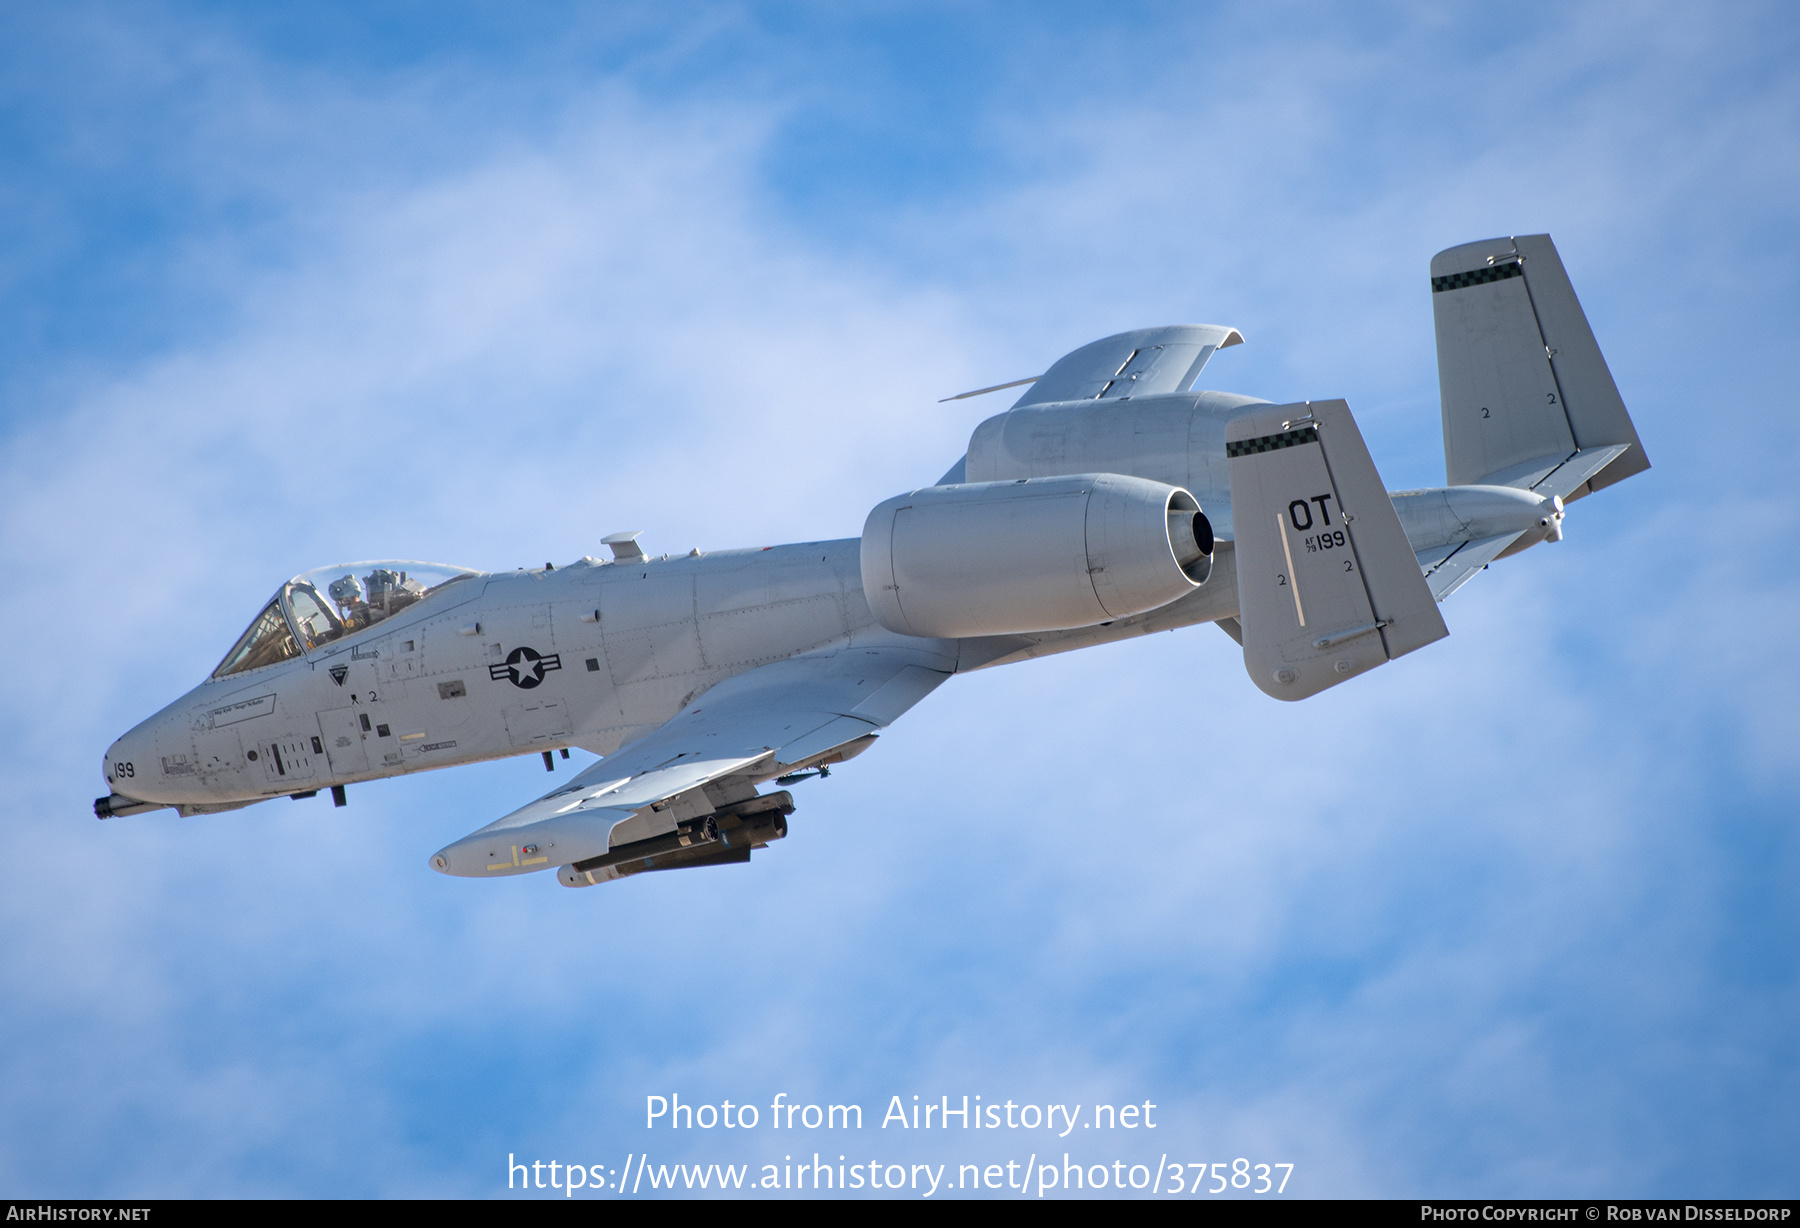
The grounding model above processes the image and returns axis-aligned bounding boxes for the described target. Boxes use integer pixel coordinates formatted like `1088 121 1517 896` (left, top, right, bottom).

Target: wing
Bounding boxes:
1013 324 1244 407
429 643 952 880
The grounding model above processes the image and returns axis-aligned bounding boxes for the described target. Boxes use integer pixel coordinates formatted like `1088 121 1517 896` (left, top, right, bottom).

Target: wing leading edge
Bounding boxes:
429 643 951 881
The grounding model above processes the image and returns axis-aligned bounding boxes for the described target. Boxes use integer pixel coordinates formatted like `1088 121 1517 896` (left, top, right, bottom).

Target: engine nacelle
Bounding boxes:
962 389 1268 539
861 473 1212 639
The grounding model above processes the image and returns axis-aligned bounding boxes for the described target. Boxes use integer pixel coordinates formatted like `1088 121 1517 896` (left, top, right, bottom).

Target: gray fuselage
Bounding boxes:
103 535 1244 812
104 386 1288 813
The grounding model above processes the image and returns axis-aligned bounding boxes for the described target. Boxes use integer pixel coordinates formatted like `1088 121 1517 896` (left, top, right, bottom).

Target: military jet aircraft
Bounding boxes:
98 235 1647 888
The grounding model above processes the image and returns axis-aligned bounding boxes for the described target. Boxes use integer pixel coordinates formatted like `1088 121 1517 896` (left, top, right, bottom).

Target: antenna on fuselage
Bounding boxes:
602 532 646 561
938 375 1042 402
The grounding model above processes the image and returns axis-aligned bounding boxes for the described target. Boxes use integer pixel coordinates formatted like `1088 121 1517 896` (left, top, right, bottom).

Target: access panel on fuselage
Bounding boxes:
502 697 573 747
250 728 321 789
316 707 370 777
693 552 851 671
599 571 701 687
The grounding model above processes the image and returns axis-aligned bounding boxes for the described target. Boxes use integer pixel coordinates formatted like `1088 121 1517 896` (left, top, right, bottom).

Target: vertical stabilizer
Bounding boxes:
1227 400 1447 701
1432 234 1648 498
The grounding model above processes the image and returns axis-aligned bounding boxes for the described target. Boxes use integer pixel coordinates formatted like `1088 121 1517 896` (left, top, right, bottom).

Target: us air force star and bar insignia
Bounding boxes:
491 646 562 689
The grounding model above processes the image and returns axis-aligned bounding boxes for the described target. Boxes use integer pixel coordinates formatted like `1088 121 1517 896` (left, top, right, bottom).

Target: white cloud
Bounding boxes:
1 0 1796 1198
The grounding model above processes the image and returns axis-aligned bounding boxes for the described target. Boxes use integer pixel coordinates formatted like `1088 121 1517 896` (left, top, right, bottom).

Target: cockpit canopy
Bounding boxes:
213 561 478 679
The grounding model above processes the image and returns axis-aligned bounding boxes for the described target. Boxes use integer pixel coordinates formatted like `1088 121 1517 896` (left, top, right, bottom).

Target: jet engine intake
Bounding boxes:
861 473 1211 639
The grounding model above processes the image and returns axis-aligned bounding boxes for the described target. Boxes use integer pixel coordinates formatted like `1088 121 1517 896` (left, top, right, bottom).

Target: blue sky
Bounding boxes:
1 1 1796 1199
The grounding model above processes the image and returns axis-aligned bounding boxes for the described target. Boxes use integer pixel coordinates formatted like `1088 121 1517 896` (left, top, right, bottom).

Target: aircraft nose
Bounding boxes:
103 724 155 796
95 721 169 818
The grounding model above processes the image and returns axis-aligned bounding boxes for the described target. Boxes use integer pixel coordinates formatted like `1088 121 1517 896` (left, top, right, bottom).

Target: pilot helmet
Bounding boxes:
327 574 366 607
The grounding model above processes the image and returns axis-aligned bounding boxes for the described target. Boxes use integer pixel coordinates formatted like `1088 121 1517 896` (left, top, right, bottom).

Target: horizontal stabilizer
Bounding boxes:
1228 400 1448 700
1417 532 1522 601
1432 234 1647 498
1479 443 1632 502
1390 483 1567 601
